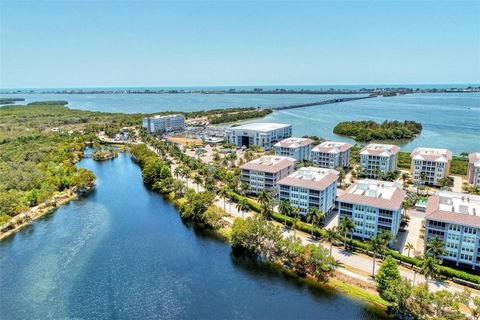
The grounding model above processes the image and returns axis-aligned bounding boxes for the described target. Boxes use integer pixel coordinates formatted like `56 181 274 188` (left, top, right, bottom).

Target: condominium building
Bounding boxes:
278 167 338 215
311 141 353 169
337 180 406 240
468 153 480 187
359 143 400 178
425 191 480 269
411 147 452 185
142 114 185 134
225 123 292 150
274 137 314 162
240 155 295 194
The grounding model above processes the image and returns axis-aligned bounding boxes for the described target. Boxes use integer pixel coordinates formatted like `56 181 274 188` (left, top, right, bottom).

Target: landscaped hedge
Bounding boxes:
228 191 480 285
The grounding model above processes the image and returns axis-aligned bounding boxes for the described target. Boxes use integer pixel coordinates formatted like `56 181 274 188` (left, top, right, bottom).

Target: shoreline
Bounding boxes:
0 185 94 241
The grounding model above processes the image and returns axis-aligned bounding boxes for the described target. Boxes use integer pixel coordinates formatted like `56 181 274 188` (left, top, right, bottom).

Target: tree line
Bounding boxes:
334 120 422 142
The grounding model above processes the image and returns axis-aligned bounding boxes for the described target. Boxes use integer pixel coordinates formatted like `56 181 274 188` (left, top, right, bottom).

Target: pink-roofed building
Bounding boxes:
425 191 480 269
468 153 480 187
311 141 353 169
359 143 400 178
410 147 452 186
274 137 314 162
277 167 338 215
240 155 295 194
337 179 406 240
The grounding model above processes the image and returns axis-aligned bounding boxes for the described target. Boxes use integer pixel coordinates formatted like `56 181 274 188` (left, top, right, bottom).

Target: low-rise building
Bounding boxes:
225 123 292 150
274 137 314 162
411 147 452 185
359 143 400 178
240 155 295 194
142 114 185 134
278 167 338 215
425 191 480 269
311 141 352 169
337 180 406 240
468 153 480 187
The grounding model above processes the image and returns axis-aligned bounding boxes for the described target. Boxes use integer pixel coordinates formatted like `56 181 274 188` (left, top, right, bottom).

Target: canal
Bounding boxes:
0 153 386 319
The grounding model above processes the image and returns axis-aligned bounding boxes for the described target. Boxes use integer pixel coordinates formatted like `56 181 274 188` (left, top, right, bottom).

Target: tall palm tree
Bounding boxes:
279 200 291 227
306 207 324 238
339 217 355 249
236 199 250 219
258 190 273 220
368 235 385 277
218 186 230 213
193 174 203 192
182 167 191 189
405 242 415 257
173 166 182 180
420 254 438 287
426 236 446 260
291 210 300 238
324 227 338 256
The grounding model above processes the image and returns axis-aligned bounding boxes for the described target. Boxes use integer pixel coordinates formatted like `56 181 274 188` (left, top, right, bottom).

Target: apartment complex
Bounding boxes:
274 137 314 162
425 191 480 269
411 147 452 185
142 114 185 134
311 141 352 169
278 167 338 215
240 155 295 194
225 123 292 150
359 143 400 178
468 153 480 187
337 180 406 240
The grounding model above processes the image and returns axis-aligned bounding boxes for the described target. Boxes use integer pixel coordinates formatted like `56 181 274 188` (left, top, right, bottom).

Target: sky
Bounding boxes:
0 0 479 88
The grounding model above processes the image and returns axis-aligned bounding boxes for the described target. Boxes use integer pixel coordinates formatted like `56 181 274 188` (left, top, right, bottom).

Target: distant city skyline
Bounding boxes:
1 1 479 88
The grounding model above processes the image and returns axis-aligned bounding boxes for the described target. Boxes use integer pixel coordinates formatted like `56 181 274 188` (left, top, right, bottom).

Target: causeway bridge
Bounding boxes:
271 95 374 111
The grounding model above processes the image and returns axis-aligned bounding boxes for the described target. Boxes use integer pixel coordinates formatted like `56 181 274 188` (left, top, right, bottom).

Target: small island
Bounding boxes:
92 148 119 161
0 98 26 105
333 120 422 142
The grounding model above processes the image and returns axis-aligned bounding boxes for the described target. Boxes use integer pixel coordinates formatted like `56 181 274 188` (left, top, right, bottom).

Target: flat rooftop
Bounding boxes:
411 147 452 162
312 141 352 154
337 179 406 210
240 155 295 173
230 123 291 132
274 137 313 148
360 143 400 156
278 167 338 191
148 114 184 119
427 191 480 228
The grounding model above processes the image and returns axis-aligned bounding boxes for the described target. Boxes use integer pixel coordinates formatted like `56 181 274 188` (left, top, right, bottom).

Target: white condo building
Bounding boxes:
240 155 295 194
277 167 338 215
360 143 400 178
311 141 352 169
468 153 480 187
142 114 185 134
411 147 452 185
337 180 406 240
225 123 292 150
274 137 314 162
425 191 480 269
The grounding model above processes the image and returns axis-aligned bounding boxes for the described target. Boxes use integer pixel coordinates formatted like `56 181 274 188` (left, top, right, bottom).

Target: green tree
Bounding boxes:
420 254 439 285
218 186 230 213
339 217 355 249
405 242 415 257
426 236 446 260
368 235 385 277
236 198 250 219
375 256 401 292
193 174 203 192
278 200 291 227
382 277 412 315
324 227 338 256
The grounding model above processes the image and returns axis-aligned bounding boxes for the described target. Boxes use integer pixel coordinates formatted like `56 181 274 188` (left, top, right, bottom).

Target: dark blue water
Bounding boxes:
0 153 384 319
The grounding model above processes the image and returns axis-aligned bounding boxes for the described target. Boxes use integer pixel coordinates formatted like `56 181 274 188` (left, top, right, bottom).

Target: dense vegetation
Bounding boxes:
0 98 25 105
209 108 272 124
333 120 422 142
0 101 144 227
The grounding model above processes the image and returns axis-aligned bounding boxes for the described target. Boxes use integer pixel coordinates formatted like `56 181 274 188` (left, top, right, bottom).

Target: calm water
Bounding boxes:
0 153 384 319
1 92 478 153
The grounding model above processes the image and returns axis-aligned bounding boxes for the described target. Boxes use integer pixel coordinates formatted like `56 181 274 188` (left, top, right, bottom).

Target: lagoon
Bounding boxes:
0 153 384 319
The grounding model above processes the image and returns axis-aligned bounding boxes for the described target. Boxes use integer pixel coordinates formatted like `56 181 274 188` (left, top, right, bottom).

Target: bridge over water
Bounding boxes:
271 95 373 111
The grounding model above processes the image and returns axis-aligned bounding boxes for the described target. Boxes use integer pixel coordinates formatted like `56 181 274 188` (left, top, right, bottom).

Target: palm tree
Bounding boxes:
279 200 291 227
173 166 182 180
419 171 427 184
420 254 438 287
193 174 203 192
426 236 446 260
324 227 338 256
182 167 191 189
306 207 324 238
291 210 300 238
339 217 355 249
258 190 273 220
236 199 250 219
405 242 415 257
218 186 230 213
368 235 384 277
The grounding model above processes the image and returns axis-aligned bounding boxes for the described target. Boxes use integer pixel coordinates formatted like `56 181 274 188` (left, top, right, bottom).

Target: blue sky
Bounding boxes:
1 1 479 88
